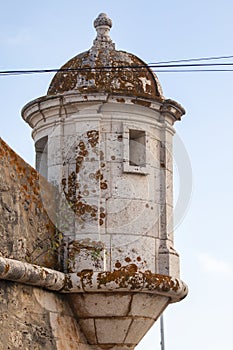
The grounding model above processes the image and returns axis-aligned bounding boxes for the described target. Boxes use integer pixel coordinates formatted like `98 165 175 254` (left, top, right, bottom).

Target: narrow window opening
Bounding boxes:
35 136 48 179
129 129 146 167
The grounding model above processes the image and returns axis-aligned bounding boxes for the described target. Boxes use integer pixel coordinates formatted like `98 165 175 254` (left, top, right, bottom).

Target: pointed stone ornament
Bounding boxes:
93 13 115 50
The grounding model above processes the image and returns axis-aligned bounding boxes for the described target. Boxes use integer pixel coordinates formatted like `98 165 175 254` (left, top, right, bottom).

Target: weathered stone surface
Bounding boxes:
95 318 132 344
129 293 169 317
0 138 59 270
0 281 56 349
0 256 66 291
0 280 90 350
78 319 97 345
124 318 155 344
68 293 132 318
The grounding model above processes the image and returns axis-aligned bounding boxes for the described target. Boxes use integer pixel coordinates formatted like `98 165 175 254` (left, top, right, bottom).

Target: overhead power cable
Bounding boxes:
1 54 233 76
148 54 233 65
1 68 233 76
153 69 233 72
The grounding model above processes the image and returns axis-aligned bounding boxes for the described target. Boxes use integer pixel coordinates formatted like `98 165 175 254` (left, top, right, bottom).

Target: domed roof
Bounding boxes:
48 13 163 100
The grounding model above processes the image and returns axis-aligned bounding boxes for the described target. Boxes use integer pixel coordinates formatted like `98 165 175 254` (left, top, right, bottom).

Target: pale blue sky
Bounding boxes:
1 1 233 349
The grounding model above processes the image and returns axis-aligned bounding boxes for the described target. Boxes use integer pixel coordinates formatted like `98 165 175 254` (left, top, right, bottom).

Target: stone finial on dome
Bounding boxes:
94 13 112 29
93 13 115 50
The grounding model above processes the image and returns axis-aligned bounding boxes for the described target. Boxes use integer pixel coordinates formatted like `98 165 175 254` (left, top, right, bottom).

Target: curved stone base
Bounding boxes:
65 269 188 348
68 292 169 349
0 257 188 349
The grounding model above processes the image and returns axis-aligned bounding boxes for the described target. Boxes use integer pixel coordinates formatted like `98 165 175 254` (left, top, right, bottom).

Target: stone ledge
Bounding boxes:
0 256 187 303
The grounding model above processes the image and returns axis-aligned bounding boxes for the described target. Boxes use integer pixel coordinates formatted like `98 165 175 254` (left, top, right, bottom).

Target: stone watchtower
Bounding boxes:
21 13 187 349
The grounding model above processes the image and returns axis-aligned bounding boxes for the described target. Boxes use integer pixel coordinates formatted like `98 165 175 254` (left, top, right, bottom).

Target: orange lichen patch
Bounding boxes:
0 138 59 270
61 130 108 231
116 98 125 103
95 170 108 191
47 48 163 101
95 170 103 181
115 261 121 269
87 130 99 148
144 271 180 293
62 132 106 223
4 264 10 273
63 274 74 291
77 269 94 288
97 264 143 290
65 264 184 294
75 200 97 218
100 181 108 190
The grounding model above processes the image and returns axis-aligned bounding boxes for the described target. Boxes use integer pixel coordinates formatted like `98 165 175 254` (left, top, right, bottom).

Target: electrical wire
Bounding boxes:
1 54 233 76
148 54 233 65
151 69 233 72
